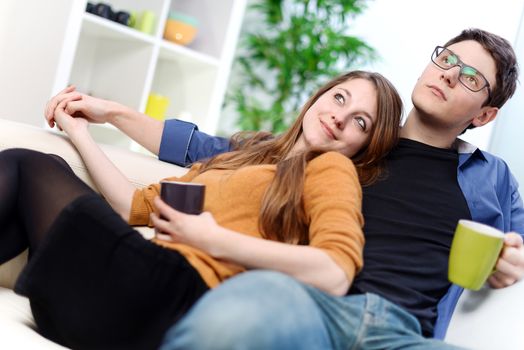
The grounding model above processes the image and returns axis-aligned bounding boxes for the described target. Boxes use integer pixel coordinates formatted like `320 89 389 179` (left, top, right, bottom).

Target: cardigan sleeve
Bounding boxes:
128 164 202 226
303 151 365 282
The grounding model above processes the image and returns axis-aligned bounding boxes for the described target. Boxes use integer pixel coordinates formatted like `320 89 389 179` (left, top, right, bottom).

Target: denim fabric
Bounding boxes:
161 271 465 350
300 284 465 350
160 271 331 350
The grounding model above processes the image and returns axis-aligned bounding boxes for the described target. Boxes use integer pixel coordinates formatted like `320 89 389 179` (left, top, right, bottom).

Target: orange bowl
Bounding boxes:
163 13 198 45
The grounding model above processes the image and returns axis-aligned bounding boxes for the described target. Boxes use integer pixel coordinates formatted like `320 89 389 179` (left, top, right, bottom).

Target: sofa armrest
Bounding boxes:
0 118 189 289
444 279 524 349
0 119 189 188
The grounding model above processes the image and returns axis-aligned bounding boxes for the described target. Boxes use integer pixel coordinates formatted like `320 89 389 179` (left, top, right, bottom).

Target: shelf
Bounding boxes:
83 12 219 69
2 0 245 156
82 12 156 44
159 40 220 67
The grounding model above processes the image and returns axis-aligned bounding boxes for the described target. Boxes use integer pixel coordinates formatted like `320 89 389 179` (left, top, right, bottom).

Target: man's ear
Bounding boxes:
471 107 499 127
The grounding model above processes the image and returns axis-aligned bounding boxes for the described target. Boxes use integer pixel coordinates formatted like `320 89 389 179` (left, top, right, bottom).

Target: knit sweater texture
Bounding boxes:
129 151 365 288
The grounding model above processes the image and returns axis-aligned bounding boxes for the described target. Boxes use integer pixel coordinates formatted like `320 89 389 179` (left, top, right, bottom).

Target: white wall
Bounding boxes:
0 0 83 127
348 0 524 151
490 8 524 187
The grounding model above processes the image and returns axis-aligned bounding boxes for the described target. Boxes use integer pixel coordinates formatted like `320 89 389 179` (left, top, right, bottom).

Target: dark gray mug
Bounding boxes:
160 181 205 215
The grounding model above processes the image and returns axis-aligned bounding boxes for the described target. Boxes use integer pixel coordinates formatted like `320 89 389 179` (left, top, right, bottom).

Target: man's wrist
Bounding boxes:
109 103 134 126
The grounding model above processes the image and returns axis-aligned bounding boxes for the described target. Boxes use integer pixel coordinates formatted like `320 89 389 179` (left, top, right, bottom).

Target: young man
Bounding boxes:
46 28 524 349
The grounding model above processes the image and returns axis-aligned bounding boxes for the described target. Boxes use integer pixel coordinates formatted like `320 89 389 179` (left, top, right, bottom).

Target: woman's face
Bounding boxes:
295 78 378 157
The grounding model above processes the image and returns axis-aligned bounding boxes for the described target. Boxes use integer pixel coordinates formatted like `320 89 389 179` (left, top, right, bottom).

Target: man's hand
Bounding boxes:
488 233 524 288
53 99 89 139
45 85 81 128
45 85 124 128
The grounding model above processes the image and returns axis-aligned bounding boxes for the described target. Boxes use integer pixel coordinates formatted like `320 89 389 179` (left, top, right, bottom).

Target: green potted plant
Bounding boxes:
226 0 376 133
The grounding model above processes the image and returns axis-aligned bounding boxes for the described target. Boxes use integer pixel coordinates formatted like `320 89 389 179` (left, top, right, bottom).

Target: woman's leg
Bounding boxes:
20 196 208 350
0 149 208 349
0 217 28 263
0 148 93 263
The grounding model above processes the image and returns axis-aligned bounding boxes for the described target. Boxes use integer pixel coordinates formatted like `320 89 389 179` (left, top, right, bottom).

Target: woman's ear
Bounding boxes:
471 106 498 127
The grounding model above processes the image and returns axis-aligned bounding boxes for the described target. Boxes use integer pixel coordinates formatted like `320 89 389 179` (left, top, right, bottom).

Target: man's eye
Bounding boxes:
465 75 479 86
444 54 458 66
334 93 345 104
461 67 480 87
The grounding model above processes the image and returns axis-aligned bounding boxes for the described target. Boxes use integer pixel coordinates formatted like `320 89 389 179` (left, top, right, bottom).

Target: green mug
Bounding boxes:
448 219 504 290
130 10 156 35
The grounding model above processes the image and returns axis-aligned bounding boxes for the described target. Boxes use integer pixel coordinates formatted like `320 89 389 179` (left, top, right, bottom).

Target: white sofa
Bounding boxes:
0 118 188 349
0 118 522 349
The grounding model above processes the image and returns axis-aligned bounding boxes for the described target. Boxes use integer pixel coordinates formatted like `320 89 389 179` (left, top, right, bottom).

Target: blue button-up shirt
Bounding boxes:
433 139 524 338
159 119 524 339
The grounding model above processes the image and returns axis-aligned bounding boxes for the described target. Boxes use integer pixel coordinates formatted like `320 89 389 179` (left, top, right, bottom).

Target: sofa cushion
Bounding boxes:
0 287 68 349
0 251 27 289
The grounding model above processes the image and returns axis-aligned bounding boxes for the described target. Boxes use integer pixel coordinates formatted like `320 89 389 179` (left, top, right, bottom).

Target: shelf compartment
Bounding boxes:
150 58 219 131
158 40 219 67
69 27 156 111
82 13 156 45
167 0 236 59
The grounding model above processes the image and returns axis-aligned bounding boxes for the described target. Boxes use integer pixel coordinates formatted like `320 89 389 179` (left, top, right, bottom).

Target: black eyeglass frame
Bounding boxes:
431 46 492 100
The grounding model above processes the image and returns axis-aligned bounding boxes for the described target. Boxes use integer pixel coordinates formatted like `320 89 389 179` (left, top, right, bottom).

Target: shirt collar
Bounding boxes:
453 138 487 167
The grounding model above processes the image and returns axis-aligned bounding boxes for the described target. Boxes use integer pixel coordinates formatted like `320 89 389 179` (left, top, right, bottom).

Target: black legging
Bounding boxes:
0 148 93 263
0 149 208 350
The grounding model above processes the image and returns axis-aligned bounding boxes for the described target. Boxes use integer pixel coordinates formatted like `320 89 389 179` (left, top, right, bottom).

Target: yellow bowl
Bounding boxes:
163 16 198 45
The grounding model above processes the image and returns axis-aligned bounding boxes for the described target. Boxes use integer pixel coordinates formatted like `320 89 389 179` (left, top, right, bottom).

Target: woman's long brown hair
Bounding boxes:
198 71 402 244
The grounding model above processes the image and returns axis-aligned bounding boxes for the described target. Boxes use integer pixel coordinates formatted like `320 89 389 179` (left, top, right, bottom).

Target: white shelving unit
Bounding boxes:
68 0 246 152
0 0 246 153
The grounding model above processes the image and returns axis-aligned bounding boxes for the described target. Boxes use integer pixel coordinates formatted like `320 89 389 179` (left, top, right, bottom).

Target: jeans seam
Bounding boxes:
349 295 369 350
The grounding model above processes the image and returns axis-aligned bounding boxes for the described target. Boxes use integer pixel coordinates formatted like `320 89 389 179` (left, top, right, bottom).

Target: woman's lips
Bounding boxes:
320 120 336 140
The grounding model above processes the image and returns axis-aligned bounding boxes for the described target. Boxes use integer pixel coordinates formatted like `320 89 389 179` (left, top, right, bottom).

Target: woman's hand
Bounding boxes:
45 85 124 128
151 197 352 296
53 100 90 140
45 85 81 128
151 196 217 250
45 85 164 156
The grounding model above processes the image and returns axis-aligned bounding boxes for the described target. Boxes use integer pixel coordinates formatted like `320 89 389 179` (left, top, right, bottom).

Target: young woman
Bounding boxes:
0 71 402 349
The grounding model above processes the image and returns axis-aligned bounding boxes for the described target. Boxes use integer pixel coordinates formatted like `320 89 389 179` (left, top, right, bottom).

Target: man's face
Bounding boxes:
411 40 497 131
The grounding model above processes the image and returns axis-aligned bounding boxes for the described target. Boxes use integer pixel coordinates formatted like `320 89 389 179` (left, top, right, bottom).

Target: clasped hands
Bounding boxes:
44 85 121 134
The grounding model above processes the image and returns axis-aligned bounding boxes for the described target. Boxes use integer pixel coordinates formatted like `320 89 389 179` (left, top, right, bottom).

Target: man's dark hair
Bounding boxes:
445 28 519 109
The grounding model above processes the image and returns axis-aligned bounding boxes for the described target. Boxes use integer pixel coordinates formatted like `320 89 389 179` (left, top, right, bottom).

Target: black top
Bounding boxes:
348 138 471 336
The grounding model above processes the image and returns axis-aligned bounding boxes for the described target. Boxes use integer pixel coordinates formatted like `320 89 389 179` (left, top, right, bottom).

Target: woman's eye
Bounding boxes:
334 93 345 104
355 117 366 131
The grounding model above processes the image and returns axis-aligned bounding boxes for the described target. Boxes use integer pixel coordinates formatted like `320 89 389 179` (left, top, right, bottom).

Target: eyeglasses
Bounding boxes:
431 46 491 98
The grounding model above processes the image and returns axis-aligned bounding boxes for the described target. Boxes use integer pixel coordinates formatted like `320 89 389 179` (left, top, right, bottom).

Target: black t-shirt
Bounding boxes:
348 138 471 337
